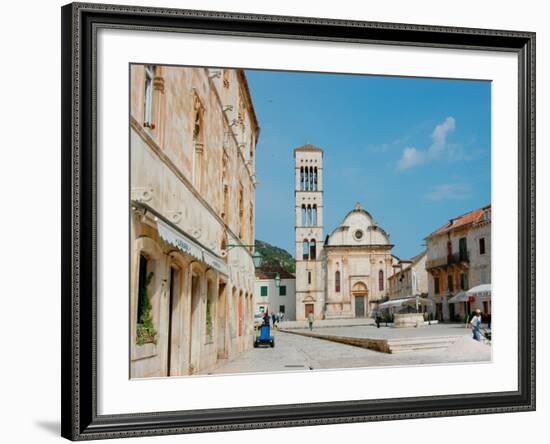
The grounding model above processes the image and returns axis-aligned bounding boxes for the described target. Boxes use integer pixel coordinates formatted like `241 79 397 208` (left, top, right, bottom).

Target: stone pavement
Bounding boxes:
207 328 491 375
278 318 375 330
285 322 483 340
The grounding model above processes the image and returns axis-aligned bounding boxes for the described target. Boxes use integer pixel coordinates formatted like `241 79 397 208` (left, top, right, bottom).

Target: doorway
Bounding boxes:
166 266 181 376
305 303 314 318
189 273 201 374
355 296 365 318
449 302 456 321
216 282 227 359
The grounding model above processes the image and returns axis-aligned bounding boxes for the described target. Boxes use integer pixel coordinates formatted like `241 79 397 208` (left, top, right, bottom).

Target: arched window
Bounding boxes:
312 205 317 226
313 167 317 191
310 239 316 260
301 205 306 226
306 166 311 190
302 240 309 260
379 270 384 291
335 270 341 293
191 93 205 191
307 205 312 226
143 65 156 124
300 167 305 191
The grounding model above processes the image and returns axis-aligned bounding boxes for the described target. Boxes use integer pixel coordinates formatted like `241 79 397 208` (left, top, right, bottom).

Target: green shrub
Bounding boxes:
136 271 157 345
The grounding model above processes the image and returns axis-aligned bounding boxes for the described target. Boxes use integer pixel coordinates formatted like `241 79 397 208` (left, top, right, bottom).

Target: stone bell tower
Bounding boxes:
294 144 325 320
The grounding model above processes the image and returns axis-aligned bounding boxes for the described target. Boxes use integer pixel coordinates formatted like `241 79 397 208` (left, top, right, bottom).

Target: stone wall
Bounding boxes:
129 65 259 378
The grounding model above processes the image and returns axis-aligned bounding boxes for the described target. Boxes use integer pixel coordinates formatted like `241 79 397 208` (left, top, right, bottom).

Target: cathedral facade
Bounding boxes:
294 144 396 320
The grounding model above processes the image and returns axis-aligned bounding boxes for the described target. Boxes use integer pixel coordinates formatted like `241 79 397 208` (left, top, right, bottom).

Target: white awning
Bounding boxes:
157 219 229 276
378 296 433 309
378 299 407 309
157 219 202 261
467 284 491 298
449 284 491 303
203 249 229 276
448 291 468 303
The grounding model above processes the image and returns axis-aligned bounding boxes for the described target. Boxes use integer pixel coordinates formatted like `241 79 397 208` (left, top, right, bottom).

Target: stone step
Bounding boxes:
387 336 458 353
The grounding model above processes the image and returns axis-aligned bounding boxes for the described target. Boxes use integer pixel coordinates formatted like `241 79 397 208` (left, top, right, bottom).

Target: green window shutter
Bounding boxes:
260 286 268 297
279 285 286 296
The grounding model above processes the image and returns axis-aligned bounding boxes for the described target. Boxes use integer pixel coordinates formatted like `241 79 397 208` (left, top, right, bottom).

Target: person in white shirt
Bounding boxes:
470 308 482 341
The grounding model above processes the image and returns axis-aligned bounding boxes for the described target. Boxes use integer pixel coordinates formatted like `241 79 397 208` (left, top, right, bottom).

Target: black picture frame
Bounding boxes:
61 2 536 440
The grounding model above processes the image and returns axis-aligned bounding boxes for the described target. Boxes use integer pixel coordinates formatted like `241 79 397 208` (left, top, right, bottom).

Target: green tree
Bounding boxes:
255 239 296 274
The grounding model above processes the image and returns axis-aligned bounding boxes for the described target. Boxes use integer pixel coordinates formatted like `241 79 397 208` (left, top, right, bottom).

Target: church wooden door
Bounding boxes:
355 296 365 318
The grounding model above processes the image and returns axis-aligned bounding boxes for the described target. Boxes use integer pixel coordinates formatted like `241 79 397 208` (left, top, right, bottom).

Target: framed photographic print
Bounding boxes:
61 2 536 440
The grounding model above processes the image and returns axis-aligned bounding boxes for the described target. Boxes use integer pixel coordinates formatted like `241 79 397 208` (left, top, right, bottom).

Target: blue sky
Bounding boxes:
246 69 491 259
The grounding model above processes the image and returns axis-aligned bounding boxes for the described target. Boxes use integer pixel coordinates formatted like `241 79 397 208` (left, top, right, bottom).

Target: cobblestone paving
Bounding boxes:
208 327 491 375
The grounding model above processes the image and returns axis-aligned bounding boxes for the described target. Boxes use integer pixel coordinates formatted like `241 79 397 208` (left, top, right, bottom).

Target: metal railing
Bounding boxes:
426 250 469 270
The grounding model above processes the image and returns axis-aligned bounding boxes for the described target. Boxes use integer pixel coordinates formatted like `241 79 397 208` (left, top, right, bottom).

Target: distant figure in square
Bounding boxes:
307 312 315 331
470 308 482 341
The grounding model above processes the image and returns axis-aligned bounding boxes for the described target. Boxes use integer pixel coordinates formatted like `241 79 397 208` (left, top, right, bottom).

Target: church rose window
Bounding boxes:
354 229 363 240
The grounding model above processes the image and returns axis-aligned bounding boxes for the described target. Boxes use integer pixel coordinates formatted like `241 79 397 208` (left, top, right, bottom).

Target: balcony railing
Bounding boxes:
448 251 469 264
426 251 469 270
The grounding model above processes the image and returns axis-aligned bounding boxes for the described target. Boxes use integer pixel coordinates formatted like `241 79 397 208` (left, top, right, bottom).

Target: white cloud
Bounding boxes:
424 183 471 201
397 147 425 170
397 116 456 171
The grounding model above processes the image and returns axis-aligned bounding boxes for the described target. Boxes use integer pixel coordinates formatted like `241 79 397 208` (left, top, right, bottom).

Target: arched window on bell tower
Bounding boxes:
310 239 317 260
301 204 306 226
313 167 318 191
302 239 309 260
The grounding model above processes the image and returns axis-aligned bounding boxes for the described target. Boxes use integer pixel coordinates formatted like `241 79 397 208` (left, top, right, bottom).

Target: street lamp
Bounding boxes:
274 272 281 289
252 250 263 268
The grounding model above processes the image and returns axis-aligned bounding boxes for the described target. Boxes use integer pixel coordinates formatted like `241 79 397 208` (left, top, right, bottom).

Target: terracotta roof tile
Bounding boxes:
255 265 295 280
427 204 491 238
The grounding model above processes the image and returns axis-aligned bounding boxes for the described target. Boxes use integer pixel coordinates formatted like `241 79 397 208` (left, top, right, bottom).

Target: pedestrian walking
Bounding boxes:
375 311 381 328
307 311 314 331
470 308 482 341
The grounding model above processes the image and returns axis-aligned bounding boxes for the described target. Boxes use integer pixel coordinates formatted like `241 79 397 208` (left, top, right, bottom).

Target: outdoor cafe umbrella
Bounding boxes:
378 296 433 310
448 284 491 304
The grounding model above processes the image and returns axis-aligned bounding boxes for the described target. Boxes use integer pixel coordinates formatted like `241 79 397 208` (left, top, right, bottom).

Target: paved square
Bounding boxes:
208 324 491 375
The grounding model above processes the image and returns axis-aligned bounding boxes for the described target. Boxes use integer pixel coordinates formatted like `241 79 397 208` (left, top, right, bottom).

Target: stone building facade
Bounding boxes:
293 144 396 321
254 266 296 320
425 205 491 322
130 65 260 378
324 204 396 319
387 251 428 301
